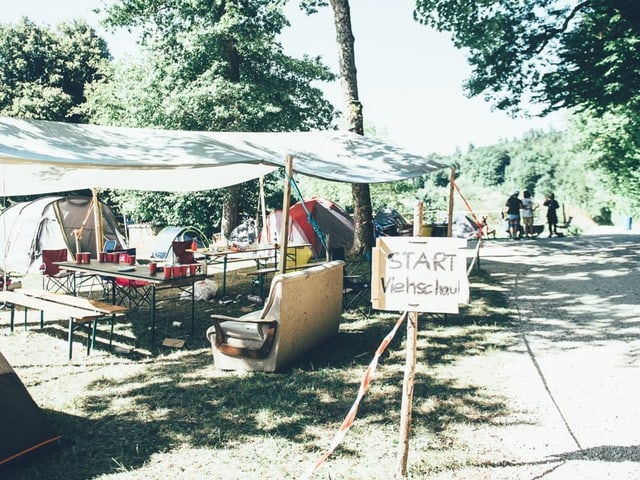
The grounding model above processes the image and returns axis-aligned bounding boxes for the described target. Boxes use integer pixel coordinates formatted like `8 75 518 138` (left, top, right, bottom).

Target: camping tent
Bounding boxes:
150 226 209 261
0 196 127 275
260 198 354 257
0 351 61 465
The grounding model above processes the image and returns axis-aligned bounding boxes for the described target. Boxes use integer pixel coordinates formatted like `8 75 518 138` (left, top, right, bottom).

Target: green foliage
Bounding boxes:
85 0 337 231
0 18 110 122
413 0 640 116
412 1 640 208
569 109 640 214
463 147 510 187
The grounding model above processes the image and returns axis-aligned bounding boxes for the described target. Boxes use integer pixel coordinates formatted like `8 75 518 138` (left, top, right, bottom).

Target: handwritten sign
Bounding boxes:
371 237 470 313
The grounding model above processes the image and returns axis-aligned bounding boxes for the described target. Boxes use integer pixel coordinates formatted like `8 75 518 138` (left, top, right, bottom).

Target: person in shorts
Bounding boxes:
505 190 523 239
521 190 536 238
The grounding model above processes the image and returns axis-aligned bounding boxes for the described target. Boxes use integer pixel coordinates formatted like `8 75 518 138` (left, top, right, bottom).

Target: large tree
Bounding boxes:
300 0 374 254
92 0 336 237
413 0 640 203
0 18 110 122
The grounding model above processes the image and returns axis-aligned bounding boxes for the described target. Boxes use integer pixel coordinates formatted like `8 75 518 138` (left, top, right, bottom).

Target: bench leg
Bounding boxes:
109 315 115 349
90 319 98 354
9 304 15 332
68 318 74 361
40 310 44 329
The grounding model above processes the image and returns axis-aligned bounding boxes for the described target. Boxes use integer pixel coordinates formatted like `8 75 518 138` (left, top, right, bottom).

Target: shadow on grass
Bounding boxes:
2 268 516 480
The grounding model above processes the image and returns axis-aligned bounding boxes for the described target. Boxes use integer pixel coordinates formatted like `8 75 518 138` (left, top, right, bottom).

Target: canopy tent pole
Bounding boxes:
278 155 293 275
447 167 455 237
92 189 104 257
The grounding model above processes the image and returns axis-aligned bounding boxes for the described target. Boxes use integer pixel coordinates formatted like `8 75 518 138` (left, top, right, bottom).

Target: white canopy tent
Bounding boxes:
0 117 444 196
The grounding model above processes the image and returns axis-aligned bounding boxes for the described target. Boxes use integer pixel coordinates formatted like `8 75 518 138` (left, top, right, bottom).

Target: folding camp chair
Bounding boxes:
40 249 75 294
329 246 370 310
111 248 152 311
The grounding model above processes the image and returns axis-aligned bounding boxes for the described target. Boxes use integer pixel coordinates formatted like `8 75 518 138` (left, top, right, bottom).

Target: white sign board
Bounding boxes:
371 237 470 313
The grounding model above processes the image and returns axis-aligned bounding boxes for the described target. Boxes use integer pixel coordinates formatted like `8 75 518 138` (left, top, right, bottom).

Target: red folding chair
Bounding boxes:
111 248 152 310
172 240 195 264
40 249 75 294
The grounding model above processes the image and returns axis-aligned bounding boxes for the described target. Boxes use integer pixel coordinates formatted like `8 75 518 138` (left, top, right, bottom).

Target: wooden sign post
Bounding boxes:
371 230 469 478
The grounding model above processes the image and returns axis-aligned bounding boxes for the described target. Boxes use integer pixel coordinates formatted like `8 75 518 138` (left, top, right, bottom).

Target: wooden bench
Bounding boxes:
206 260 344 372
0 289 128 360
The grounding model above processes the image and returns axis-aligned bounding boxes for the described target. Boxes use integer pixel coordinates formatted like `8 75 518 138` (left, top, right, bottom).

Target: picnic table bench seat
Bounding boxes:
0 289 128 360
206 260 344 372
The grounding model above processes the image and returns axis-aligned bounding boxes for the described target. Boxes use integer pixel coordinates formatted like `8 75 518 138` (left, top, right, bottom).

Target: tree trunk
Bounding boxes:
329 0 374 254
221 19 242 240
221 183 241 240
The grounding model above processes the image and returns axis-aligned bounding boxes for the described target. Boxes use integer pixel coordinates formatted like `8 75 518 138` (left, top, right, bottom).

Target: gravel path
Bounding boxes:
435 229 640 479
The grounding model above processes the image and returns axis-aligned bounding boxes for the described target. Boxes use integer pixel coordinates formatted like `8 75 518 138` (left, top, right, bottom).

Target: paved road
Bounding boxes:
443 229 640 479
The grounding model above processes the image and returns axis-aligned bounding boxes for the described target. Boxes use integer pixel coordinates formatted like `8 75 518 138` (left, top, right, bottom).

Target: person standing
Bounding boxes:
521 190 536 238
543 193 560 237
505 190 523 239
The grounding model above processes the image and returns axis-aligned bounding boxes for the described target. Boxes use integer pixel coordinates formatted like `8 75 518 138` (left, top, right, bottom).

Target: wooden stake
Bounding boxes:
396 201 423 478
92 188 104 257
447 167 455 237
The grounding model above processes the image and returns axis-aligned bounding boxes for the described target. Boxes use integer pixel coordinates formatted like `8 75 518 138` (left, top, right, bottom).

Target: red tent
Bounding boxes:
260 197 354 257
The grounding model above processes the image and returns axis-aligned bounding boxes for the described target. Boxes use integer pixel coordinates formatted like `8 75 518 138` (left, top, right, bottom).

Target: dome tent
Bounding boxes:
150 226 209 261
260 197 354 258
0 196 126 275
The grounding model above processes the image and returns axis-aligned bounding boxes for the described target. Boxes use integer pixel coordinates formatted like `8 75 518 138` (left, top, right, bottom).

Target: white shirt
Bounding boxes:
522 198 534 218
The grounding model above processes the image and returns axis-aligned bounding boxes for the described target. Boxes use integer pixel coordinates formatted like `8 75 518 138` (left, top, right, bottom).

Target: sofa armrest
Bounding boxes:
207 316 277 359
210 313 274 323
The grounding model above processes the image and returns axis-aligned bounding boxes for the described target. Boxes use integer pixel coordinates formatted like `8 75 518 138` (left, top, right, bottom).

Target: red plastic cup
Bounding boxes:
119 253 129 264
76 253 82 264
172 265 182 278
128 255 136 266
82 252 91 264
107 253 115 262
149 262 157 275
162 266 172 279
189 264 197 276
99 252 107 263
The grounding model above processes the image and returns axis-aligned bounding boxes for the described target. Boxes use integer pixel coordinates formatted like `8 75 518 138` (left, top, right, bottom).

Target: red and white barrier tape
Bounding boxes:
299 311 409 480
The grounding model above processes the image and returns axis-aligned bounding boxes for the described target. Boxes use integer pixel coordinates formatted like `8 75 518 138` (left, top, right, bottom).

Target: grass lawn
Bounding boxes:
0 265 514 480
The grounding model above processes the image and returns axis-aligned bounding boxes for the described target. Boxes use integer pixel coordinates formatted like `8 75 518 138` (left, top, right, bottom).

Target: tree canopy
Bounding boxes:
83 0 338 237
0 18 110 122
413 0 640 207
413 0 640 116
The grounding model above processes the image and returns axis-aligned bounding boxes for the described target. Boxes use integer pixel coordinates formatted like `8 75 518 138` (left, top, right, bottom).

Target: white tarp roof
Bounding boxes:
0 117 445 196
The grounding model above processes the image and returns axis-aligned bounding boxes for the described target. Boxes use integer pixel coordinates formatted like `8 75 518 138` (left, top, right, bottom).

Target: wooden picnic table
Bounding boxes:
54 260 206 346
192 243 312 297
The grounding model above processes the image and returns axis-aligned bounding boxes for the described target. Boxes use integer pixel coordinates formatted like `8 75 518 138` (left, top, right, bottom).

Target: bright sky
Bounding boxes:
4 0 565 155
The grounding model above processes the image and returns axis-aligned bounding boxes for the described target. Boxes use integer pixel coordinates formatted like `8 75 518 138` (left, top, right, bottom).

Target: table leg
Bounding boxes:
151 285 157 346
191 280 195 335
222 256 228 296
